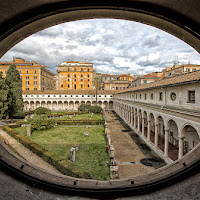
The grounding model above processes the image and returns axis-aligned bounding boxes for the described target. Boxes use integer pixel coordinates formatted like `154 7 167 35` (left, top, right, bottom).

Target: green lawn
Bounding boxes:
55 113 103 121
14 125 110 180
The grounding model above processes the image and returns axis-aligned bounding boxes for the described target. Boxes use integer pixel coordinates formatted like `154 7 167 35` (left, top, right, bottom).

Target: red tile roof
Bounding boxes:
23 89 117 95
117 70 200 94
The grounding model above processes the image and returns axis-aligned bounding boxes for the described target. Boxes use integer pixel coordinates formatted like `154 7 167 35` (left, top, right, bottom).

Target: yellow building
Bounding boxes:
57 61 93 90
0 58 55 91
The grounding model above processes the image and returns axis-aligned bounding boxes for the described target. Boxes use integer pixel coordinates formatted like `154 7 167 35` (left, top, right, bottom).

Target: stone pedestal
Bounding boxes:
70 147 76 162
75 145 79 151
110 166 119 179
109 145 115 158
26 124 31 137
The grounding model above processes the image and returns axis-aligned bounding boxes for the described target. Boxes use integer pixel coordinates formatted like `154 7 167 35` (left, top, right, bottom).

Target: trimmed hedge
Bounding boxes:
48 111 88 117
3 125 90 178
56 120 104 125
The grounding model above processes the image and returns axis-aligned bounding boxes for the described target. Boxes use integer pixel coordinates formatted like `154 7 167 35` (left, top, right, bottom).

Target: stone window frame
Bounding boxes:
159 92 163 101
170 92 176 101
151 93 154 100
144 93 147 100
187 90 195 103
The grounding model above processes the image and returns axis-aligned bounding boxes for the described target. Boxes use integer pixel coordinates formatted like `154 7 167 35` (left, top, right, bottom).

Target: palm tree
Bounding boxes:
93 76 102 105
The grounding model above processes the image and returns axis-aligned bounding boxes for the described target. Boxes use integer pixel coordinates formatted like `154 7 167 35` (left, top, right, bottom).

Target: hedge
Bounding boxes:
47 111 89 117
3 125 90 178
56 120 104 125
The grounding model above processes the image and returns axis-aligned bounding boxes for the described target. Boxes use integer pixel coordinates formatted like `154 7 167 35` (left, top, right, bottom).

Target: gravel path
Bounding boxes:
105 111 155 179
0 127 62 175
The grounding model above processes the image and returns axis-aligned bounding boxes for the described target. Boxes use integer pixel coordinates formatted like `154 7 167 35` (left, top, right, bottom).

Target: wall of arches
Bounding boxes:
24 100 113 111
114 101 200 163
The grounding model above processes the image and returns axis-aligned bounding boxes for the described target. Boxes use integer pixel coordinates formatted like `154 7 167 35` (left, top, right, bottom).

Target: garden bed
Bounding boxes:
3 124 110 180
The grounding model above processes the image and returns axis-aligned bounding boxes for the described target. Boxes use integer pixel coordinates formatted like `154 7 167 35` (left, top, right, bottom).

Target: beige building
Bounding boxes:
104 80 131 90
163 64 200 77
132 74 160 87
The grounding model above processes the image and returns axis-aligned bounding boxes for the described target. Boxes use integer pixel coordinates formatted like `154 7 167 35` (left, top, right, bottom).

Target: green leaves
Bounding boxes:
5 64 24 119
35 107 51 115
0 72 9 119
29 116 56 131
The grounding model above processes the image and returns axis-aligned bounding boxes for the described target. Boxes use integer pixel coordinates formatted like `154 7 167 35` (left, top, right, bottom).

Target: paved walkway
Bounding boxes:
105 111 155 179
0 127 62 175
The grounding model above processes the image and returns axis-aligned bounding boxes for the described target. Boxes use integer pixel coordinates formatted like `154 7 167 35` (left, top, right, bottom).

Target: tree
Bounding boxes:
0 72 9 119
93 76 102 106
5 64 24 119
35 107 51 115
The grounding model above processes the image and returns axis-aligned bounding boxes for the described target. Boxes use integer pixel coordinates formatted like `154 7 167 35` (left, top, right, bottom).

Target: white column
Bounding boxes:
130 110 133 127
134 114 137 129
164 129 169 157
147 120 151 140
178 136 184 159
142 118 145 137
137 115 140 132
154 124 158 147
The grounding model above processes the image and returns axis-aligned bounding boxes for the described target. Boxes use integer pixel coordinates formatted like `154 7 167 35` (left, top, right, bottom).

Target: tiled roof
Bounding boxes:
117 70 200 94
23 89 117 95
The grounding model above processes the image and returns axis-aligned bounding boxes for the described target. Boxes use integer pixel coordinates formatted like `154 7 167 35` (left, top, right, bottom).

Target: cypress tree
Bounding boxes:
5 64 24 119
0 72 9 119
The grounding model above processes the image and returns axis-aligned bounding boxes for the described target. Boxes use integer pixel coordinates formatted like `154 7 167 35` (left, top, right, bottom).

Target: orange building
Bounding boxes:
0 58 55 91
57 61 93 90
119 74 132 81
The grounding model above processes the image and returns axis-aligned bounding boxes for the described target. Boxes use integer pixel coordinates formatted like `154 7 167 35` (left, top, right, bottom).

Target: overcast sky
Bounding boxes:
1 19 200 75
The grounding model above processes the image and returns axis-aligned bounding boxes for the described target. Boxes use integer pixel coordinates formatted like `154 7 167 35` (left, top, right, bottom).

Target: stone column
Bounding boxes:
164 129 169 157
130 110 133 127
70 147 76 162
134 114 136 129
137 115 140 132
178 136 184 159
147 120 151 140
26 124 31 136
142 118 145 137
154 124 158 147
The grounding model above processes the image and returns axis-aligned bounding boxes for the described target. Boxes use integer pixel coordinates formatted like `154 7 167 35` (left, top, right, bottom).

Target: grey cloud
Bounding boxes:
142 35 161 48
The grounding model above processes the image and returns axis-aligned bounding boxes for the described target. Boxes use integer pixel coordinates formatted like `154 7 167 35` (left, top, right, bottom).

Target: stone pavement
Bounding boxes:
0 127 62 175
105 111 155 179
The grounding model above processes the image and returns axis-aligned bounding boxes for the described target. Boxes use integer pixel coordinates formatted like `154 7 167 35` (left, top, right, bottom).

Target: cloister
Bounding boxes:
0 0 200 197
24 100 113 110
114 98 200 164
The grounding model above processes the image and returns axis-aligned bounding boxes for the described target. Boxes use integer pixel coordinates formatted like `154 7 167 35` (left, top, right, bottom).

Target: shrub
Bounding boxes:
35 107 51 115
29 116 55 131
78 104 91 111
88 105 103 113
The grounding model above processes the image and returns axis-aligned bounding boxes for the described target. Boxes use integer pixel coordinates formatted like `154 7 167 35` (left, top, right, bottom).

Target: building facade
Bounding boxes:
57 61 94 90
23 90 114 111
114 70 200 163
0 58 55 91
132 73 161 87
104 80 131 90
163 64 200 77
